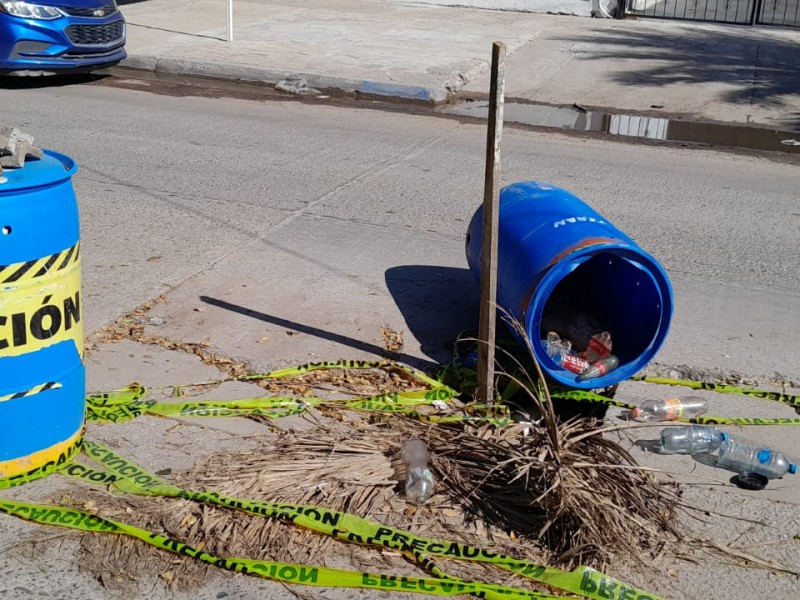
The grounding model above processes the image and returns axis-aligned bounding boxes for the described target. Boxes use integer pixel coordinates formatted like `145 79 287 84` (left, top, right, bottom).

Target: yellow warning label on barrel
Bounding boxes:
0 429 82 487
0 242 82 359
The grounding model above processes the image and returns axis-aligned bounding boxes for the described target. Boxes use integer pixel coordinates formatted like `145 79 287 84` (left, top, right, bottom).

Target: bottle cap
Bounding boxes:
789 464 797 475
734 473 768 491
631 407 642 419
720 432 730 441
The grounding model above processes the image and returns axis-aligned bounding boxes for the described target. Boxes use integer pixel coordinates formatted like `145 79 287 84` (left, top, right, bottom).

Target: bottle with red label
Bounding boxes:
576 354 619 381
631 396 708 421
559 352 590 374
542 332 590 374
582 331 612 363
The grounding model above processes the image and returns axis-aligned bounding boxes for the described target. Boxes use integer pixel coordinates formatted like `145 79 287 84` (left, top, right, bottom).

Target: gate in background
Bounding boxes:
624 0 800 27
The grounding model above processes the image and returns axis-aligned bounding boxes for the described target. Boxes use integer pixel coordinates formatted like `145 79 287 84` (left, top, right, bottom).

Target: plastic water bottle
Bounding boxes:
401 438 433 505
542 331 570 359
716 440 797 479
659 425 729 454
576 354 619 381
631 396 707 421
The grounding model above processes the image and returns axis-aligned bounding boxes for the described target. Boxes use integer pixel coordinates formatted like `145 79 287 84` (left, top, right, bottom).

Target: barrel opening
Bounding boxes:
537 251 664 376
1 225 10 235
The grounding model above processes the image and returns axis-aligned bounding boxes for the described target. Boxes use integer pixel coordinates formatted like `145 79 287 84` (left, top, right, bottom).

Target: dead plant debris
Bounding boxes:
88 298 421 400
68 300 798 595
17 409 797 595
381 326 404 352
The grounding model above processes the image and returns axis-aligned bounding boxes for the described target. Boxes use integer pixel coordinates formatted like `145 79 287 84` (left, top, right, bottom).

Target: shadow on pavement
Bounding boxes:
692 451 720 468
199 295 435 370
384 265 479 364
126 22 224 41
0 73 107 90
557 26 800 129
634 439 663 453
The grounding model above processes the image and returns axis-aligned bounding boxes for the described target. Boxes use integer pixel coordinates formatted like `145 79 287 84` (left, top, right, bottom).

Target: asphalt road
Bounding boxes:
0 75 798 600
3 75 798 377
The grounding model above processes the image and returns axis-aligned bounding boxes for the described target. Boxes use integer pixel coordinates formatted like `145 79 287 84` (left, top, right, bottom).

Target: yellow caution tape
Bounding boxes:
0 433 82 490
84 383 511 427
441 353 800 425
81 361 517 425
253 360 447 390
681 416 800 425
85 383 147 406
85 396 311 423
0 497 566 600
2 356 789 598
140 359 449 394
630 376 800 409
84 395 511 427
553 390 800 425
58 441 663 600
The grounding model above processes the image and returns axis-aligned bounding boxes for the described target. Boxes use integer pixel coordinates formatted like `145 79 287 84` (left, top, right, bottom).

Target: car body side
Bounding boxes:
0 0 126 75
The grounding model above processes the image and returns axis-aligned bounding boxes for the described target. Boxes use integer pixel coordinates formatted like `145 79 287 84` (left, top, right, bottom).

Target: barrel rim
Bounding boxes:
0 149 77 193
525 244 674 390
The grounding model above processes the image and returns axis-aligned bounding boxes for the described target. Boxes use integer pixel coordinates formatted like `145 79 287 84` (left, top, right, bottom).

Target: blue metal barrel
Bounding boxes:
466 181 673 390
0 150 84 481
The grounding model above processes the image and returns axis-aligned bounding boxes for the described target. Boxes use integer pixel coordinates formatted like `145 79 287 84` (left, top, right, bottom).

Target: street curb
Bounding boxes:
388 0 593 17
121 55 451 104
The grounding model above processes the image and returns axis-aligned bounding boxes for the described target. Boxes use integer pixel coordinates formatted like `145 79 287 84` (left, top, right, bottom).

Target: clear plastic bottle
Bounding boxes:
576 354 619 381
401 438 433 505
659 425 729 454
631 396 707 421
716 440 798 479
542 331 570 359
542 332 588 374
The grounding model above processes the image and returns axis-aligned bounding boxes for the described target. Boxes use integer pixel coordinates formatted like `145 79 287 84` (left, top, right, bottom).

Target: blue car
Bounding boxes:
0 0 126 75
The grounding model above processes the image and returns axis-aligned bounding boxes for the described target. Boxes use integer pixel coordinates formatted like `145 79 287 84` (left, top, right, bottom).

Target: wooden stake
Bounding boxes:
477 41 506 405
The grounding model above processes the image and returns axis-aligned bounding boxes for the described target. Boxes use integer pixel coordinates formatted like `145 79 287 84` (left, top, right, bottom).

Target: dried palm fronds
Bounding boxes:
24 406 796 595
48 422 547 593
427 316 679 566
424 419 680 568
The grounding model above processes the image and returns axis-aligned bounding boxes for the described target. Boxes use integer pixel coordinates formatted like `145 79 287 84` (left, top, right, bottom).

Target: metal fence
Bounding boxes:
625 0 800 27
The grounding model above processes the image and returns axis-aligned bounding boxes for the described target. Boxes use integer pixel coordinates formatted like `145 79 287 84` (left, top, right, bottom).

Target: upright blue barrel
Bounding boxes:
466 181 673 390
0 150 84 484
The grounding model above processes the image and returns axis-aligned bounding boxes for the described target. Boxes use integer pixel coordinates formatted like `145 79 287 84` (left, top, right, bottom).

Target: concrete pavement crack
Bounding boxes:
309 210 464 240
260 127 463 236
143 123 467 296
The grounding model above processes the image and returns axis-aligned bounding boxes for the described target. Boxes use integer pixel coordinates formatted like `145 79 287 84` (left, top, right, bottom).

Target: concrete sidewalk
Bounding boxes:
118 0 800 130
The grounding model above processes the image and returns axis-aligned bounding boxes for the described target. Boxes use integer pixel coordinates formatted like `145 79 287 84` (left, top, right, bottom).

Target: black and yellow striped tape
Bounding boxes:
0 241 80 284
0 382 61 404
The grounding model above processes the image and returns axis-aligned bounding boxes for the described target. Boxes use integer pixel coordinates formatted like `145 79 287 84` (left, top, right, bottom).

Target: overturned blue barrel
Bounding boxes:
0 150 84 484
466 181 673 390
